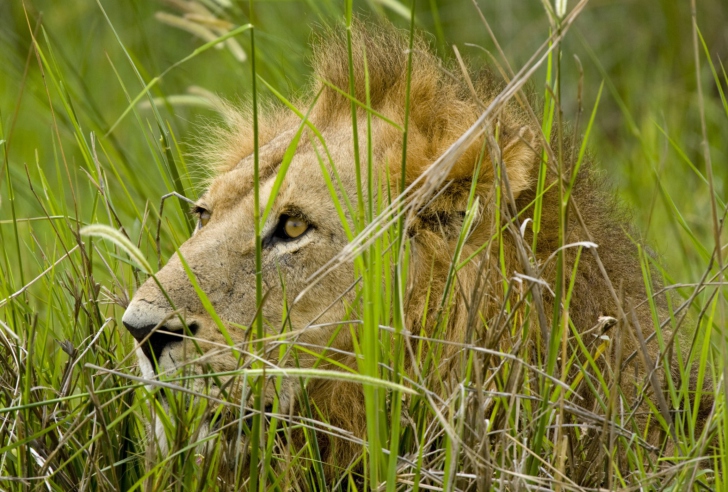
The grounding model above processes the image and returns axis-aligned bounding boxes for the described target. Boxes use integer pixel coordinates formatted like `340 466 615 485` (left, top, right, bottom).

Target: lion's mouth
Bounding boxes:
139 322 199 368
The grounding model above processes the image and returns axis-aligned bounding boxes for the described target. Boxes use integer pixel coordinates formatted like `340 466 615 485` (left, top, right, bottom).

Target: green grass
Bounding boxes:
1 0 727 490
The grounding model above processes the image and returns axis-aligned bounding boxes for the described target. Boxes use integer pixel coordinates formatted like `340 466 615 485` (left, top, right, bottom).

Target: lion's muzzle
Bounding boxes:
122 299 191 364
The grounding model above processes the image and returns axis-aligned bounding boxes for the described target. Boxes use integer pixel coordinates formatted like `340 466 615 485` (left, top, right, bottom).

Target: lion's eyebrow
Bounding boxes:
193 192 209 207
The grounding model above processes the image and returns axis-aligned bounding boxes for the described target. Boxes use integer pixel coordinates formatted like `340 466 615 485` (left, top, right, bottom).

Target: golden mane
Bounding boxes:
200 22 529 179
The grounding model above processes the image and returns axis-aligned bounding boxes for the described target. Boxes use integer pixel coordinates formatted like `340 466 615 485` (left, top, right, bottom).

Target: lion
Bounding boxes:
121 22 704 487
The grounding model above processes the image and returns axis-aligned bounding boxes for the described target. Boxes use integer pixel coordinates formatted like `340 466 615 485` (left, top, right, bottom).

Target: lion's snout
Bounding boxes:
121 300 169 341
122 296 194 363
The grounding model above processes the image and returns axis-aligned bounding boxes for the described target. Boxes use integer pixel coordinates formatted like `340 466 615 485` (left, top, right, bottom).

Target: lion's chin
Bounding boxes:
148 406 222 459
143 385 251 466
136 347 156 380
136 347 253 456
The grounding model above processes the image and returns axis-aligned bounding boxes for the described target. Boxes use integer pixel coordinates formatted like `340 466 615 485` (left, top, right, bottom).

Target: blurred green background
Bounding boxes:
1 0 727 282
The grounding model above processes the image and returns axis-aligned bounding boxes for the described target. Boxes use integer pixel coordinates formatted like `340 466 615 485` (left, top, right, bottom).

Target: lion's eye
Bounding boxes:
283 217 309 239
266 214 312 246
195 208 211 229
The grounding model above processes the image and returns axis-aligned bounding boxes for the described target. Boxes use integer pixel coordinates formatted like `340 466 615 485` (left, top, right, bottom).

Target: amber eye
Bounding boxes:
195 208 211 229
266 214 312 246
283 217 309 239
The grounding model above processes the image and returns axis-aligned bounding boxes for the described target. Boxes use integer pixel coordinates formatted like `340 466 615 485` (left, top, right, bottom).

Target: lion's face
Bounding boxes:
122 125 364 412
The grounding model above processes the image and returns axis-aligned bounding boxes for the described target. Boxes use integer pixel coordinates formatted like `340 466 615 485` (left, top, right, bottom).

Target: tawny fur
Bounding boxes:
122 21 701 487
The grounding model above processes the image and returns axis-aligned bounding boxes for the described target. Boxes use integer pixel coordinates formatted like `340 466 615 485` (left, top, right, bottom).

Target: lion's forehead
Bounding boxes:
204 124 368 217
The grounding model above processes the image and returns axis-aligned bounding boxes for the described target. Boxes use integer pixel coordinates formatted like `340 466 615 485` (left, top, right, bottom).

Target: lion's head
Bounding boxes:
122 26 537 403
121 21 666 485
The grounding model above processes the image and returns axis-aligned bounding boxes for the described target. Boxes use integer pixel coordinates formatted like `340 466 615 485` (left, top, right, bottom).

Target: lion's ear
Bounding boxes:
446 124 539 200
409 125 539 238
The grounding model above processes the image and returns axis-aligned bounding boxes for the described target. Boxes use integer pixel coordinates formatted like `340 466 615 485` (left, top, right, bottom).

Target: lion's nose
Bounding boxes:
121 301 169 341
122 301 191 362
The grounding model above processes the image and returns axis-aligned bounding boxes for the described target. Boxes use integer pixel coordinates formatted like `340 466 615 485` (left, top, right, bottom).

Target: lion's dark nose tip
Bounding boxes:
122 320 158 342
122 301 167 342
